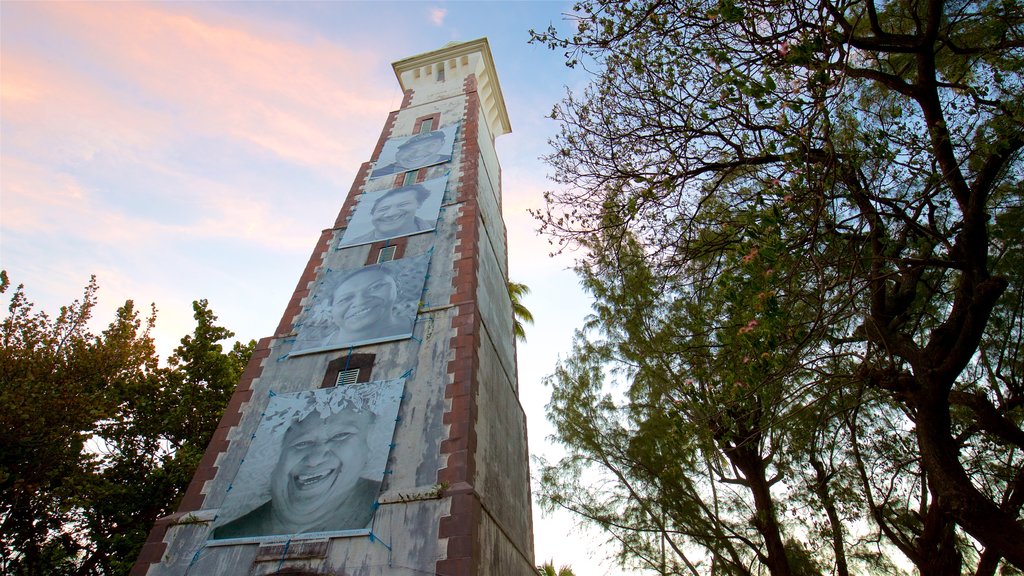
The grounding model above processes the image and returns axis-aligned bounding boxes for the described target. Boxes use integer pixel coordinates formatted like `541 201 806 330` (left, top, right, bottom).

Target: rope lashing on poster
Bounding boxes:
276 353 289 362
184 547 203 574
274 538 292 574
367 502 394 555
343 347 355 373
367 530 393 552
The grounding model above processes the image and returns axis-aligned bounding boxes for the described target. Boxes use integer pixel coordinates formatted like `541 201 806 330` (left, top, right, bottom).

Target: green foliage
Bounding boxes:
538 560 578 576
509 280 535 342
533 0 1023 573
0 274 254 575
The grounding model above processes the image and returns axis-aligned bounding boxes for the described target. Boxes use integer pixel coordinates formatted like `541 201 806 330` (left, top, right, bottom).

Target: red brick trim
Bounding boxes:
275 228 335 337
130 512 186 576
334 162 373 230
400 88 414 109
369 108 402 166
436 484 482 576
436 72 483 576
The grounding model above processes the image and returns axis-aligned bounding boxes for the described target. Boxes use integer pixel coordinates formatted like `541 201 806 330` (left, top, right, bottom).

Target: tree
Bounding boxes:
509 281 536 342
531 0 1023 573
0 274 254 575
538 560 578 576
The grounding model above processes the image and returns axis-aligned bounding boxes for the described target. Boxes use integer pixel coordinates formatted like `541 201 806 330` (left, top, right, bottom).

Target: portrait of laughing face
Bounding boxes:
330 267 404 341
370 187 428 237
393 132 444 169
287 252 431 356
268 409 372 531
210 380 405 541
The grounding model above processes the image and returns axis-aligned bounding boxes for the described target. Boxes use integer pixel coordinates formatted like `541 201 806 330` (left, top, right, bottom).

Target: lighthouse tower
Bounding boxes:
133 38 536 576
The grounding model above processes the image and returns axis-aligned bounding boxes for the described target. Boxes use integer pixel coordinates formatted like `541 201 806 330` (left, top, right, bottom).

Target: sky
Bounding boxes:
1 2 635 574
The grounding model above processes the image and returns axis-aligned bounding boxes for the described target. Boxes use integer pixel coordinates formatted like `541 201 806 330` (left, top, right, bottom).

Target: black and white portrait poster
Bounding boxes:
210 379 405 542
290 251 431 356
338 174 448 248
369 124 458 178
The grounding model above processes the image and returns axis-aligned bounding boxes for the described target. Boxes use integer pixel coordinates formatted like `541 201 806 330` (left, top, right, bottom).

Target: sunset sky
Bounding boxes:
1 1 629 574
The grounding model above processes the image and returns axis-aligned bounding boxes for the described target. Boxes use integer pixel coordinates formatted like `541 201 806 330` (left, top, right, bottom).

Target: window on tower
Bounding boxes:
320 353 376 388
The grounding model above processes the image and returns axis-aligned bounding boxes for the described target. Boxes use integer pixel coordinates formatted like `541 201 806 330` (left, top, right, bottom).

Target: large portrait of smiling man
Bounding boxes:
209 379 404 542
289 251 431 356
338 174 448 248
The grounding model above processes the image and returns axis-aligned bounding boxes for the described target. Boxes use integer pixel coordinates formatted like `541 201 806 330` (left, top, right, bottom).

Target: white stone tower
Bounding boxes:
133 38 535 576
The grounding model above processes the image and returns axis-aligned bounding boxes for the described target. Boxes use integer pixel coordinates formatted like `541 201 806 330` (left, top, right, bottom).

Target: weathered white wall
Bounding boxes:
143 39 532 576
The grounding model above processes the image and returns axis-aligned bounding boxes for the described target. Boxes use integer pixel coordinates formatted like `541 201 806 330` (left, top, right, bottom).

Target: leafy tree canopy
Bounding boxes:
531 0 1022 574
0 272 255 575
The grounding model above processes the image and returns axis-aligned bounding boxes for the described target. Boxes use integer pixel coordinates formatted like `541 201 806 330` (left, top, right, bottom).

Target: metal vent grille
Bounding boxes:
336 368 360 387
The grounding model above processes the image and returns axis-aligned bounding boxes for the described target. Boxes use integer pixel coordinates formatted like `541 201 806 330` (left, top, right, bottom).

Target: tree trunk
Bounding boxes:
725 441 793 576
915 384 1024 568
809 456 849 576
916 493 962 576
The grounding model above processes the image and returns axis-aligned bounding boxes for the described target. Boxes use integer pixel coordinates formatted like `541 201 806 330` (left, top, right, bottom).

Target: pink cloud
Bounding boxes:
430 7 447 26
5 2 395 172
1 3 397 257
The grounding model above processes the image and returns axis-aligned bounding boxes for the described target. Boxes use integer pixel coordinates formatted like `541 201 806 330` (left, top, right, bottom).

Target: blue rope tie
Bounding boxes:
368 532 393 551
187 548 202 572
276 539 291 573
343 347 354 374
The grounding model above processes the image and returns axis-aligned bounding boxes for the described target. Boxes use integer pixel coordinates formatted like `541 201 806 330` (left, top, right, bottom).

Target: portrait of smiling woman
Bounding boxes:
339 175 448 248
210 380 405 542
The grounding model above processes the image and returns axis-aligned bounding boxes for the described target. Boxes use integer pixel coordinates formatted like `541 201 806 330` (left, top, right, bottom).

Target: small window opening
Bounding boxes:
403 170 418 185
436 65 445 82
377 245 397 263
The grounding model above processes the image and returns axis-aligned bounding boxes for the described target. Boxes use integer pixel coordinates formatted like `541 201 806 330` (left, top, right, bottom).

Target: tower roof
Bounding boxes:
392 38 511 137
